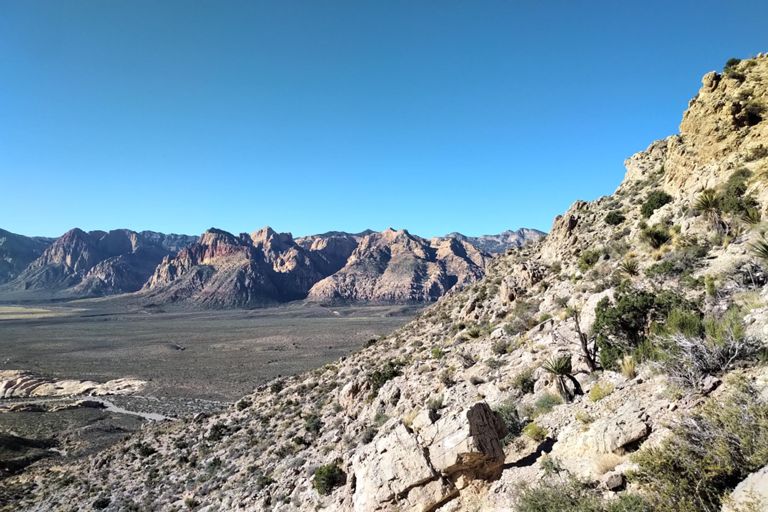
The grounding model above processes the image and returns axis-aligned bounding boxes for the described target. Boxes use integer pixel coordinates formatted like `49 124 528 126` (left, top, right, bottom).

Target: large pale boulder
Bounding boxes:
420 402 506 479
551 402 650 479
724 465 768 512
351 423 453 511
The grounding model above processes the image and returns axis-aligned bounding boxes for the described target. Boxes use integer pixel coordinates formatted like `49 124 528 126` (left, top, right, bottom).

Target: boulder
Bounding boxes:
351 423 451 511
723 464 768 512
580 403 650 454
420 402 506 479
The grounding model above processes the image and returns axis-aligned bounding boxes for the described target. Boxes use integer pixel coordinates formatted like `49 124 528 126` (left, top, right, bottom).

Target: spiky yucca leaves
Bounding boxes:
695 189 726 233
751 236 768 262
542 354 583 402
619 259 639 276
741 207 762 225
542 354 572 376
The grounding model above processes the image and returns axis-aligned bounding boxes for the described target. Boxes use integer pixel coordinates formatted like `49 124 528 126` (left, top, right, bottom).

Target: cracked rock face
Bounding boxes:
351 402 505 511
351 423 453 512
420 403 506 479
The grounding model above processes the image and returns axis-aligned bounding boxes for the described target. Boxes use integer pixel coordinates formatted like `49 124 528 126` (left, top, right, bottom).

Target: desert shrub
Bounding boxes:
720 168 758 215
313 463 346 495
367 360 403 396
752 236 768 263
641 190 673 218
516 479 651 512
657 309 759 389
494 398 522 445
505 299 541 335
533 392 563 416
724 57 741 71
431 347 444 359
512 367 536 394
640 224 671 249
135 443 157 457
661 308 704 338
235 397 252 411
523 422 548 442
427 394 444 413
491 339 511 355
746 144 768 162
253 472 275 491
304 414 323 435
270 380 284 393
632 380 768 511
360 426 377 445
588 381 615 402
604 211 626 226
620 355 637 379
645 245 707 279
592 287 698 369
92 497 111 509
578 249 602 272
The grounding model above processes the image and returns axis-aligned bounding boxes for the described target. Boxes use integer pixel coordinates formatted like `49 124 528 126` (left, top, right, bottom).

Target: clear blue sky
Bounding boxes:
2 1 767 238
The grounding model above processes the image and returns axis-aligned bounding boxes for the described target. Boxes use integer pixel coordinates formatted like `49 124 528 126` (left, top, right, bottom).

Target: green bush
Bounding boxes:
493 398 521 445
491 339 511 355
304 414 323 435
724 57 741 71
431 346 444 359
367 360 403 396
512 367 536 394
313 463 346 495
631 380 768 511
533 392 563 416
516 479 652 512
640 224 671 249
578 250 602 272
522 422 548 442
604 211 626 225
719 168 758 215
592 287 699 369
661 308 704 338
641 190 673 218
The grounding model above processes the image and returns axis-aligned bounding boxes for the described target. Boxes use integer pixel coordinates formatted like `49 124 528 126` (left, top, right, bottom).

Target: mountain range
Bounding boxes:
0 226 543 306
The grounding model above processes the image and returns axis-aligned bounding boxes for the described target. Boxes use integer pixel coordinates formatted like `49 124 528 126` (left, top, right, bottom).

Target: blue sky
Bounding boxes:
2 1 767 238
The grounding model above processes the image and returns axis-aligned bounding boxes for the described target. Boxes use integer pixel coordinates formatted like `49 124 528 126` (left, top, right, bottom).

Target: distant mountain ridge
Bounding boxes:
0 225 544 305
0 228 53 284
1 229 197 296
439 228 546 254
308 228 489 303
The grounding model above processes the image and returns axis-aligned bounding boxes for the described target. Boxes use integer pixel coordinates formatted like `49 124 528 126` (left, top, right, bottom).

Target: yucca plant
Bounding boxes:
695 189 726 233
619 259 639 276
542 354 572 375
741 207 762 225
751 236 768 262
542 353 583 402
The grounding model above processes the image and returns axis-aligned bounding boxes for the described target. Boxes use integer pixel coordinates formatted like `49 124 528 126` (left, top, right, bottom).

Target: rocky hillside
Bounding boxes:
2 229 196 296
440 228 546 254
307 228 489 303
0 229 52 284
5 54 768 512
